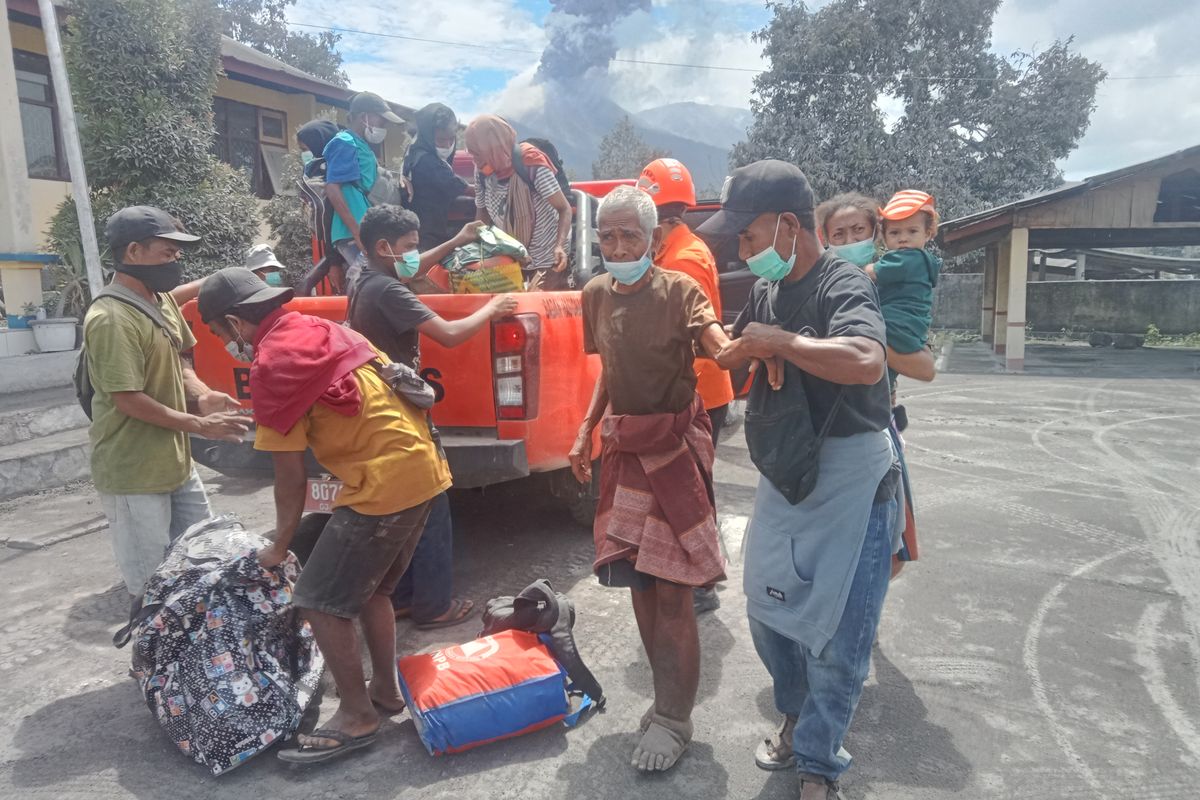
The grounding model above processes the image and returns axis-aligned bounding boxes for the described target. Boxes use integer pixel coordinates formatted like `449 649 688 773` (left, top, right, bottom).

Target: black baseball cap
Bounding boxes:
696 160 816 237
105 205 201 254
198 267 293 323
348 91 403 124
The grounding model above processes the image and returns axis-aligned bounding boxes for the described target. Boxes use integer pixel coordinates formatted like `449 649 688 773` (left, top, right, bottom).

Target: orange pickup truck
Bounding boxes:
183 187 604 524
183 182 750 525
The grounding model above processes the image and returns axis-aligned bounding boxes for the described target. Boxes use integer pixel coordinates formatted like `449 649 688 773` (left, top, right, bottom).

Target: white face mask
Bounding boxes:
436 145 454 160
224 318 254 363
364 124 388 145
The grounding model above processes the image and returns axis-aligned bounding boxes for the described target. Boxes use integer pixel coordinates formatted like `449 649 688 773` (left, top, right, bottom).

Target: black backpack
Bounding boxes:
518 137 571 196
297 159 336 254
480 579 605 707
75 285 184 420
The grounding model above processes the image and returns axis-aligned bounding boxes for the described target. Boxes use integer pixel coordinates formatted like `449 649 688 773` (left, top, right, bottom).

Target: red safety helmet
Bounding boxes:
637 158 696 207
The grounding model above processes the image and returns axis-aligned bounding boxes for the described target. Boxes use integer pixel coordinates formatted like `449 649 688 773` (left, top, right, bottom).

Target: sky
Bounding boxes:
286 0 1200 181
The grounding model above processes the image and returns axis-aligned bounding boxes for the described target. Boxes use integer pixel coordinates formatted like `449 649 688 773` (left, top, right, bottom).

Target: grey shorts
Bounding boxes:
291 499 433 618
99 467 211 595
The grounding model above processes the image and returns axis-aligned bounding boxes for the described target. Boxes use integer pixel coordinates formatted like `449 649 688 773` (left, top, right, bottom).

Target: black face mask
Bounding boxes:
114 261 184 293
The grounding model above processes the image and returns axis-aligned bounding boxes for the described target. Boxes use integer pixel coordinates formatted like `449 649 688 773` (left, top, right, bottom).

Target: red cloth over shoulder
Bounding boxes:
249 309 378 434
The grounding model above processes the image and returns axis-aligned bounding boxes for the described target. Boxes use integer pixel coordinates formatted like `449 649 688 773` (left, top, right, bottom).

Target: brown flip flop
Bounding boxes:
415 597 475 631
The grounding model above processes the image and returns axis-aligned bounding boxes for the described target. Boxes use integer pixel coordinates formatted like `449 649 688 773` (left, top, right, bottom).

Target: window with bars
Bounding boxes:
212 97 289 198
13 49 68 180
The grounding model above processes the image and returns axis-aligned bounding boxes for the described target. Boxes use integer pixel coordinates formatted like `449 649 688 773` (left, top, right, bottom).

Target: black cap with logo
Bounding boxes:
105 206 201 256
198 267 293 324
348 91 403 124
696 160 816 237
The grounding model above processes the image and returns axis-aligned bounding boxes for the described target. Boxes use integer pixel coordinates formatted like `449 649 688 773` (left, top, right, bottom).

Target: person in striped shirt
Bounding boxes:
465 115 573 291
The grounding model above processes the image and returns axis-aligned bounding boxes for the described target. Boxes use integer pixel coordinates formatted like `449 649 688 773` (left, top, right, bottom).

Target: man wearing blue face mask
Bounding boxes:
569 185 734 774
348 204 516 631
244 243 288 287
701 161 897 800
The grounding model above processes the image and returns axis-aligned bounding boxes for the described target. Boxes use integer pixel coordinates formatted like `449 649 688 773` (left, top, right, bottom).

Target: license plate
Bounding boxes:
304 476 344 513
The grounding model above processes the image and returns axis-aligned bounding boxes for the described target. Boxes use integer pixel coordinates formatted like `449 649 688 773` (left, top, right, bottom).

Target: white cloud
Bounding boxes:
992 0 1200 179
287 0 545 115
297 0 1200 181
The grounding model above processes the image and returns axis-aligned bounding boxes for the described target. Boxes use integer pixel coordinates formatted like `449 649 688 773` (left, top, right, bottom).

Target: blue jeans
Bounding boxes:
390 492 454 623
749 496 898 780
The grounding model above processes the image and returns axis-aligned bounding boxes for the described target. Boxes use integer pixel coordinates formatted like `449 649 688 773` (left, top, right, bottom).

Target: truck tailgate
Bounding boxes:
417 298 497 428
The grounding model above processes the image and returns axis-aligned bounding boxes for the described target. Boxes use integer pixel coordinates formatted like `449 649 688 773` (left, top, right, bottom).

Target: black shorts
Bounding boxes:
291 499 434 618
596 559 657 592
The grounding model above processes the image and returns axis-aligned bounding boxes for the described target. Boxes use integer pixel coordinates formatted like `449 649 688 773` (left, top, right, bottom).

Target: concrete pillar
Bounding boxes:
1004 227 1029 372
993 236 1010 353
981 244 997 342
0 9 45 335
1074 251 1086 280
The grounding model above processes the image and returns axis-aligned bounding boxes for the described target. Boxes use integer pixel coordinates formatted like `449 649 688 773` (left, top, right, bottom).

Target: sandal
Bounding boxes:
755 714 797 770
639 701 656 733
415 597 475 631
799 772 845 799
277 726 379 764
632 713 692 772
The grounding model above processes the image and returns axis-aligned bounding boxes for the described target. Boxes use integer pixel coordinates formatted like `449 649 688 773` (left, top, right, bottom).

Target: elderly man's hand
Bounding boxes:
568 431 593 484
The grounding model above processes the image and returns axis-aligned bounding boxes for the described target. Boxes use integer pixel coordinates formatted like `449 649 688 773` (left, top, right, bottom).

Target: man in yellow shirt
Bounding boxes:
197 268 451 765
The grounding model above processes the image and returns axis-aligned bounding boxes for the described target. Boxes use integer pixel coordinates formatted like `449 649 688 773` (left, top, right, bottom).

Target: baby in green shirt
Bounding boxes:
865 190 942 383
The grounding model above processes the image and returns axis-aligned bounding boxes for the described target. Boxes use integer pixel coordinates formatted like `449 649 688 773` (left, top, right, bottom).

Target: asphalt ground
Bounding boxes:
1 342 1198 799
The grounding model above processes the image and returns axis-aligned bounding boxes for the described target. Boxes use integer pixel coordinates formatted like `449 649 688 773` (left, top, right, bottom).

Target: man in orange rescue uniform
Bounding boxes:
638 158 734 615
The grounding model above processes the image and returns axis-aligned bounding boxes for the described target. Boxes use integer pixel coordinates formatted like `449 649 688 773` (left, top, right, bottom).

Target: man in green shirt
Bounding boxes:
84 206 250 598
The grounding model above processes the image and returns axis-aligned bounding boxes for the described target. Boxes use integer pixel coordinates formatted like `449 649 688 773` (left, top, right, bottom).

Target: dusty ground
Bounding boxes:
1 342 1198 799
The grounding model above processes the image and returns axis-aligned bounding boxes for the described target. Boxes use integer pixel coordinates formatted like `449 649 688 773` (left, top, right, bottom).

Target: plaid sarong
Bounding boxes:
593 394 726 587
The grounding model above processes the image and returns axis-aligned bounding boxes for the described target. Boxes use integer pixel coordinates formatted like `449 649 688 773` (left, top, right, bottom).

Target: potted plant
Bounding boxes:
16 301 42 329
29 299 78 352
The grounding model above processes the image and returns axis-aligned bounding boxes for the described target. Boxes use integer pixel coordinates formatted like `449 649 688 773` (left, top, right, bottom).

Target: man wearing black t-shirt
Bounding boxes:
704 161 899 800
349 204 516 630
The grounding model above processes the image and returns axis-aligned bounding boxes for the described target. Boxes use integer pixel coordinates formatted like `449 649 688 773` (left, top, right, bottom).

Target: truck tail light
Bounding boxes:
492 314 540 419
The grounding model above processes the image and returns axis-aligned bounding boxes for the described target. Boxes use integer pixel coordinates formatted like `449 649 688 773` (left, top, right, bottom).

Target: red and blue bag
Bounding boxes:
397 629 589 755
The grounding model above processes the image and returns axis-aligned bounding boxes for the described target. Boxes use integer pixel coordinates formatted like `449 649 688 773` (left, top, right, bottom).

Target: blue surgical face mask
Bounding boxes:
300 151 314 166
832 237 876 268
263 270 285 287
603 243 653 285
387 249 421 278
745 215 796 281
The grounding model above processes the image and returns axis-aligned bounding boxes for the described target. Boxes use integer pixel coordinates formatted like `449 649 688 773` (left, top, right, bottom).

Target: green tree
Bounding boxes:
592 116 669 180
219 0 347 86
49 0 260 284
733 0 1105 227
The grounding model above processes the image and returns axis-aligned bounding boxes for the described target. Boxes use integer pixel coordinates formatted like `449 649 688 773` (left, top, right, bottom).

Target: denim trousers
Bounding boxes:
748 496 898 780
390 491 454 622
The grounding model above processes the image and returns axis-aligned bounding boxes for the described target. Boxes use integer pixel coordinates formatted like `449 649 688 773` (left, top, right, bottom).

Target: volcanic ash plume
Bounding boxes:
536 0 651 83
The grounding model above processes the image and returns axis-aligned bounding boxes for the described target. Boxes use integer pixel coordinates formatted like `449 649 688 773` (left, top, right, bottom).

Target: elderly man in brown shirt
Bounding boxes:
569 185 733 773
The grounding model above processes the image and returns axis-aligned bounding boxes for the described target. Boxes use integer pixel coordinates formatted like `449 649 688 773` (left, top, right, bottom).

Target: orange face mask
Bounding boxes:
479 164 495 176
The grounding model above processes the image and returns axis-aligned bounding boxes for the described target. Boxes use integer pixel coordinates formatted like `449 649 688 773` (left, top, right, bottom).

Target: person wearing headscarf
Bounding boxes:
296 119 341 178
403 103 469 252
465 115 573 291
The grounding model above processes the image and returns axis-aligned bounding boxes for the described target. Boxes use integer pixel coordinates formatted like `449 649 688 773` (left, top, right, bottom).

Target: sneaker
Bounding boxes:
754 714 797 770
692 587 720 615
798 772 845 799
